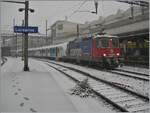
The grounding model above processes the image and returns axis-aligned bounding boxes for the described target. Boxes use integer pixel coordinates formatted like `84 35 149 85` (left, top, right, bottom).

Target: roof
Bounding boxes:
51 20 83 28
94 34 118 39
28 42 68 51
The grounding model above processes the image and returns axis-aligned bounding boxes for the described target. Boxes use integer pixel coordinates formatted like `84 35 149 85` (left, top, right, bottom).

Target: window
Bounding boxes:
112 38 119 47
96 37 109 48
57 24 63 30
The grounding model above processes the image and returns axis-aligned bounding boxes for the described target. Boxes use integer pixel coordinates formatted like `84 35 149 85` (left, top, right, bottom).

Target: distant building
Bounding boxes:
51 20 83 44
1 33 51 56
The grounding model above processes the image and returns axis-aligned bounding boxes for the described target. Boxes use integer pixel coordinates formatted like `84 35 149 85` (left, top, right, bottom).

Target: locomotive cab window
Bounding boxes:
96 37 109 48
112 38 119 47
96 37 119 48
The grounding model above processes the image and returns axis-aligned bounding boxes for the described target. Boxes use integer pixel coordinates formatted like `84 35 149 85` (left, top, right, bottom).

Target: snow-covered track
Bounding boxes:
114 69 149 77
44 61 149 113
109 69 149 81
46 61 149 100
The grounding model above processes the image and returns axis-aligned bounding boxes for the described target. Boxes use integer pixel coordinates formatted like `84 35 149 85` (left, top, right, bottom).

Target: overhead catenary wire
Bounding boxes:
69 0 87 18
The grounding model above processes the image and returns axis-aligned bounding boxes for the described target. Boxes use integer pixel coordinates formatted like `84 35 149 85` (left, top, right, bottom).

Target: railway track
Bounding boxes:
43 60 149 112
84 64 149 81
63 60 149 82
108 69 149 81
35 57 149 82
114 68 149 77
88 65 149 81
45 60 149 99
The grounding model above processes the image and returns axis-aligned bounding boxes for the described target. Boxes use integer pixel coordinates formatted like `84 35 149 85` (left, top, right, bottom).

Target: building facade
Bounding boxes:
51 20 83 44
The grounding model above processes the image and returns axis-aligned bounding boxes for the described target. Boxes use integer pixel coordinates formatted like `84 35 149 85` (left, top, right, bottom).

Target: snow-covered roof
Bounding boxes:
28 42 68 51
94 34 118 39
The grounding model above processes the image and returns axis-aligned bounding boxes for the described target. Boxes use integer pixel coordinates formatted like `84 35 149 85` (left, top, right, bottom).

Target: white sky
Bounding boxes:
1 0 130 34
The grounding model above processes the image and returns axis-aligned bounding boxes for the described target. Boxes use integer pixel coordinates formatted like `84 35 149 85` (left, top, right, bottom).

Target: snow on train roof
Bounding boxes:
94 34 118 38
29 42 68 51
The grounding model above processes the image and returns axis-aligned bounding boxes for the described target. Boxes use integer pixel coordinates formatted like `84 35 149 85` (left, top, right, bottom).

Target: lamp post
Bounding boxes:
3 0 34 71
91 0 98 14
23 1 29 71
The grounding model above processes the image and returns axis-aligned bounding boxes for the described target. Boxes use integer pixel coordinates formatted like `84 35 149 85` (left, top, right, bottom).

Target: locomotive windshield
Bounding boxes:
112 38 119 47
96 37 109 48
96 37 119 48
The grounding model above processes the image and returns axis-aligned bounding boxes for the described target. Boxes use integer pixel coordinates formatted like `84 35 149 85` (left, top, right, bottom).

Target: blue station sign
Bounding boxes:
14 26 38 33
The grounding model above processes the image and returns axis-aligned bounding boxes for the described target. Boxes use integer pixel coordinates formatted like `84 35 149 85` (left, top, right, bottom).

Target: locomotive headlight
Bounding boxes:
103 53 106 57
116 53 120 56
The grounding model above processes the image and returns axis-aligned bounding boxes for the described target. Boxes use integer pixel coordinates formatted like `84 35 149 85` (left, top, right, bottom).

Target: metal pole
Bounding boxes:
131 3 134 19
51 28 53 45
22 20 24 60
89 24 91 35
24 1 29 71
94 0 98 14
77 24 79 38
16 33 17 57
46 19 47 45
13 18 17 57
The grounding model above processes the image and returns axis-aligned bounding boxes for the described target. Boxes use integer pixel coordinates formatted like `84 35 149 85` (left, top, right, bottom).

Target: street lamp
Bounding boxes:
19 7 34 13
3 0 35 71
91 0 98 14
19 1 34 71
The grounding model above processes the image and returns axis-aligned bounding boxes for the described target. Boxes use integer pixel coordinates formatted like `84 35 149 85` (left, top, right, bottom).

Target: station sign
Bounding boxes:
14 26 38 33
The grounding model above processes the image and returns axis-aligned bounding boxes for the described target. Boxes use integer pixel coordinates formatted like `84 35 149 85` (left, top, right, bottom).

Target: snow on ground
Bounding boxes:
40 61 116 112
117 66 149 75
51 60 149 97
1 57 115 112
1 57 4 65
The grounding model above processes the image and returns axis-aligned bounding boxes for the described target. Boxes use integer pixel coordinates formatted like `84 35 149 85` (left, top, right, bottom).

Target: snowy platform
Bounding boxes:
1 57 113 112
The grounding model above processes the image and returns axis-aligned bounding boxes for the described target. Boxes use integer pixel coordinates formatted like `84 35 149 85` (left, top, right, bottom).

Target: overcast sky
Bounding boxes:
1 0 130 34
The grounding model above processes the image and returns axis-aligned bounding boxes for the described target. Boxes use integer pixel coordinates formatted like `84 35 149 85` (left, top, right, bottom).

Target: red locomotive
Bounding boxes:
66 34 122 68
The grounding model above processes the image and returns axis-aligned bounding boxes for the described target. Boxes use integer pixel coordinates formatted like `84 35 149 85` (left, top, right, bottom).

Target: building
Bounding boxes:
1 33 51 56
51 20 83 44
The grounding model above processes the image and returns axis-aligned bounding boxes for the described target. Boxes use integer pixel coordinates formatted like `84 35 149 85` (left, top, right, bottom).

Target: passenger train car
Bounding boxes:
27 42 68 60
19 34 122 68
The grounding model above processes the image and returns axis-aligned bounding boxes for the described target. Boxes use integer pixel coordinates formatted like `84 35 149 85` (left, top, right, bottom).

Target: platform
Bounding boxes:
1 57 77 112
1 57 111 112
